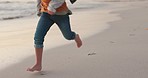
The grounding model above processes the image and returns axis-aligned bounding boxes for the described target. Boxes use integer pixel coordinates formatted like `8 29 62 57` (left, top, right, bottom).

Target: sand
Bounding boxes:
0 1 148 78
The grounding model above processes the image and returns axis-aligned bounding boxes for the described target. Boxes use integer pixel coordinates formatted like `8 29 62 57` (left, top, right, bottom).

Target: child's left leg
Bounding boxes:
55 15 82 48
74 34 82 48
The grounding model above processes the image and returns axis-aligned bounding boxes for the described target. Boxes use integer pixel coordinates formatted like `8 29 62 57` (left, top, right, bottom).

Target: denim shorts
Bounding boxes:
34 12 76 48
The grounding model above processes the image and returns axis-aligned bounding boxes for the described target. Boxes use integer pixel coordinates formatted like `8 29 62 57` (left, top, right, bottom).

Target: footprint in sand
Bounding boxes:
129 34 135 36
37 71 47 75
110 41 115 43
40 73 46 75
88 52 96 56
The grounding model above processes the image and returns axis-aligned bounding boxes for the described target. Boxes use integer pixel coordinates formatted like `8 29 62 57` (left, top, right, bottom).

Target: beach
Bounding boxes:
0 0 148 78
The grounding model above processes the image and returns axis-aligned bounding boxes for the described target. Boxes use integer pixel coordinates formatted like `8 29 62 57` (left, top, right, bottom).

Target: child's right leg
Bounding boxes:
27 48 43 72
27 12 54 72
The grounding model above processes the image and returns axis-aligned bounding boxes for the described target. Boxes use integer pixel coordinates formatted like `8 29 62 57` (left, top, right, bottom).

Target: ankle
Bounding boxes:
35 63 42 67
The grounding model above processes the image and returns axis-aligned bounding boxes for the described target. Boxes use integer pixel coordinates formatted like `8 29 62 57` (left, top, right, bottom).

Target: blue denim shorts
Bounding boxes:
34 12 76 48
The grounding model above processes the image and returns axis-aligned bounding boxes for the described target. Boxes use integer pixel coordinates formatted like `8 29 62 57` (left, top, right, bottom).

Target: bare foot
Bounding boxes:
75 34 82 48
27 64 42 72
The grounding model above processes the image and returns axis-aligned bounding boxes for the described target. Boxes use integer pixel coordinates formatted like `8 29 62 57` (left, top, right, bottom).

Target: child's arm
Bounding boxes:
48 0 65 15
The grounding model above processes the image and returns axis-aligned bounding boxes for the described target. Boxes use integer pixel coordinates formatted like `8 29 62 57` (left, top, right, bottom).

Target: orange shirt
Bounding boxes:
40 0 68 13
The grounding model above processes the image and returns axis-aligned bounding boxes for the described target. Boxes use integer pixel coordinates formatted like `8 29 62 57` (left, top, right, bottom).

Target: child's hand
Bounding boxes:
47 10 54 15
70 0 77 4
37 11 42 17
37 8 41 17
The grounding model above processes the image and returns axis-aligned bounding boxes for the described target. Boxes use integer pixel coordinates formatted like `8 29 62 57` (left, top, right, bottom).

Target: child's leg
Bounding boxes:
74 34 82 48
27 48 43 72
55 15 82 48
27 13 54 72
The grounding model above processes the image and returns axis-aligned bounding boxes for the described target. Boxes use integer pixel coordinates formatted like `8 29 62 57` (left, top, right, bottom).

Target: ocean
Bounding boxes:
0 0 107 21
0 0 36 20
